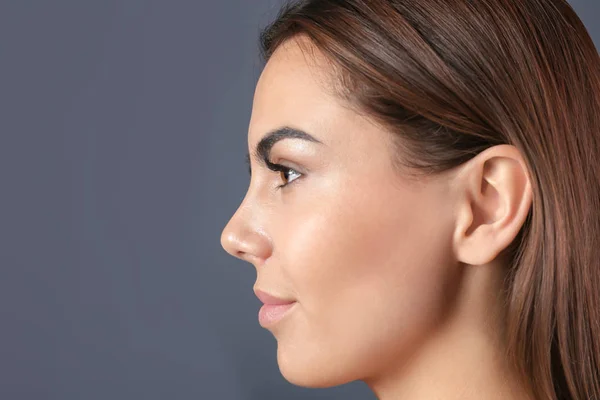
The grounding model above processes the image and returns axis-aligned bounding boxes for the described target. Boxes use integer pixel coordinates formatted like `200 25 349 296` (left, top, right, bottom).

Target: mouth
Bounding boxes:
253 288 297 327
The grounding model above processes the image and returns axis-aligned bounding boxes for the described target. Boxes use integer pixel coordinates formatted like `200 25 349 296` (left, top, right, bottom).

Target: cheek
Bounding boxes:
274 186 457 385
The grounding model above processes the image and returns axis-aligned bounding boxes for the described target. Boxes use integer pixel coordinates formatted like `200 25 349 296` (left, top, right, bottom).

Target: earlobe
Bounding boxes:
452 145 533 266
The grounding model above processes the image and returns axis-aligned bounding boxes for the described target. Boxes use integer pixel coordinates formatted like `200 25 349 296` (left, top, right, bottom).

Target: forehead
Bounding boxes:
248 37 347 144
257 35 335 94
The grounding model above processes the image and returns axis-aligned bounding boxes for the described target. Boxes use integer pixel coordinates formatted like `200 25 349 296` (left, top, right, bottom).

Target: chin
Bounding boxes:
275 343 362 389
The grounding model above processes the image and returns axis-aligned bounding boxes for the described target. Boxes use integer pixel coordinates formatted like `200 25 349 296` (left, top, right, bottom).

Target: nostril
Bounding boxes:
241 252 263 267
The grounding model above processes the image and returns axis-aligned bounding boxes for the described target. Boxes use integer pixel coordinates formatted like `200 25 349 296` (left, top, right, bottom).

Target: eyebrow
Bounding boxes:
245 126 323 175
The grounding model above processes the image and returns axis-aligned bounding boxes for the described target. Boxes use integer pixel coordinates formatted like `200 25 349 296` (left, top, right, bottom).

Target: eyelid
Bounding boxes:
246 151 308 182
267 156 303 172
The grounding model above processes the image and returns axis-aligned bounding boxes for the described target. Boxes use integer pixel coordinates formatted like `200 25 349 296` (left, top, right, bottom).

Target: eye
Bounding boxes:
278 166 302 188
268 162 303 189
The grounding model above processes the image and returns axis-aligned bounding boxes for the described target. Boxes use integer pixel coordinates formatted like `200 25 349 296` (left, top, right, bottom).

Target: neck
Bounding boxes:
363 261 534 400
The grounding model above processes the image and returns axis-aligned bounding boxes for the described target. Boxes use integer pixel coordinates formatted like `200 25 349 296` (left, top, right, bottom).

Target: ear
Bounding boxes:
452 145 533 266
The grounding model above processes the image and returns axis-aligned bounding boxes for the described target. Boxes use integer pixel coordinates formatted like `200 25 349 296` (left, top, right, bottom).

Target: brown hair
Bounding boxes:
258 0 600 399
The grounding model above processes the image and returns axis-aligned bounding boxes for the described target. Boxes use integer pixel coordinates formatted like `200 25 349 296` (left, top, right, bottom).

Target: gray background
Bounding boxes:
0 1 597 399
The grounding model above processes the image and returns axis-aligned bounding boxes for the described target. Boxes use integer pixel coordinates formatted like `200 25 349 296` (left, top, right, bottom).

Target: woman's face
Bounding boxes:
220 36 461 387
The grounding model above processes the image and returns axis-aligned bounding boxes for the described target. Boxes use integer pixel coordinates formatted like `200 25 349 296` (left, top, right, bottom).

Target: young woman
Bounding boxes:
220 1 600 398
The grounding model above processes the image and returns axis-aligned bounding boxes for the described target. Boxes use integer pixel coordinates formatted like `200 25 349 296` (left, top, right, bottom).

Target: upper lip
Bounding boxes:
254 288 296 305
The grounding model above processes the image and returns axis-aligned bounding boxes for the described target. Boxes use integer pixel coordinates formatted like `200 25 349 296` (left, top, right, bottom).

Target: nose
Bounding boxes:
220 205 271 266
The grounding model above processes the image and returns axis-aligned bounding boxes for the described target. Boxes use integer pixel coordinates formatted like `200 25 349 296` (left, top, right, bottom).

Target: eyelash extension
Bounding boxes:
266 160 302 190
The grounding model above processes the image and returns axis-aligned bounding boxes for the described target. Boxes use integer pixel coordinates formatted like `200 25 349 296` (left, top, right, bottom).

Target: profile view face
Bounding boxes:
219 0 600 395
220 35 464 388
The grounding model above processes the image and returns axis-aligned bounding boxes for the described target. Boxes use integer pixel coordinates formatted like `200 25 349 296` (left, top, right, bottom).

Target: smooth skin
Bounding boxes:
220 35 534 400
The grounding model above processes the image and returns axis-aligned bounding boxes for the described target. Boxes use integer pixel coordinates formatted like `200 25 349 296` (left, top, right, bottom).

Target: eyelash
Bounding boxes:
266 161 302 190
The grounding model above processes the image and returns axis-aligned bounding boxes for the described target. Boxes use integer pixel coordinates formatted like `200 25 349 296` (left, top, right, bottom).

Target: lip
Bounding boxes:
254 289 296 305
258 302 297 327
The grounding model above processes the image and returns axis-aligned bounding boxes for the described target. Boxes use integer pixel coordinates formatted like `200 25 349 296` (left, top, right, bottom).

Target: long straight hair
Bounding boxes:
258 1 600 399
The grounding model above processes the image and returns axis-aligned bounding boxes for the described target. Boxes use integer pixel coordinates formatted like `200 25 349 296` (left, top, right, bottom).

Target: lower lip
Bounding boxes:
258 302 297 327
